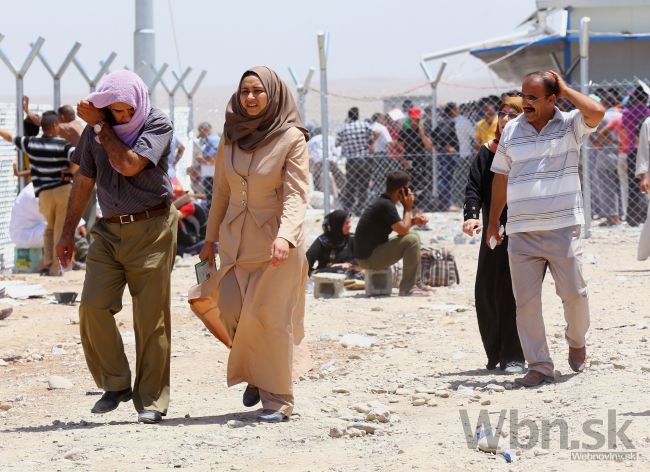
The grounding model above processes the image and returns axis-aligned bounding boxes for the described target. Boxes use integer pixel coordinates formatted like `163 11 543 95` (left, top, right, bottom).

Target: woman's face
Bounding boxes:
239 75 268 116
107 102 135 124
342 217 352 236
497 105 519 133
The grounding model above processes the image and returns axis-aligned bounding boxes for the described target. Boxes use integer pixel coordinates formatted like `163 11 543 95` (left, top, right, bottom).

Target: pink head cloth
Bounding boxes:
86 70 151 147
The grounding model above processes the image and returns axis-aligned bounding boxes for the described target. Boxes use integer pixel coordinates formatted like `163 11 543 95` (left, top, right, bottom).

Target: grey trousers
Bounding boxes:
507 225 590 377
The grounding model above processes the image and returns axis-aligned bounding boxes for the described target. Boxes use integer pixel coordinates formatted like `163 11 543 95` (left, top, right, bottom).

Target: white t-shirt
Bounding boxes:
491 108 597 234
371 122 393 154
307 134 341 163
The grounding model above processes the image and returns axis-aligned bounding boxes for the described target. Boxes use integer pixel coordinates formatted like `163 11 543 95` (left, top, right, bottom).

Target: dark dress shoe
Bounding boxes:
568 346 586 372
514 370 554 388
91 388 133 414
138 410 162 424
242 384 260 407
258 409 289 423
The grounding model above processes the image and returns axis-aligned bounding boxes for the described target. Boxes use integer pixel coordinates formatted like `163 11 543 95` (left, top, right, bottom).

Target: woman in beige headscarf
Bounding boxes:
191 66 310 423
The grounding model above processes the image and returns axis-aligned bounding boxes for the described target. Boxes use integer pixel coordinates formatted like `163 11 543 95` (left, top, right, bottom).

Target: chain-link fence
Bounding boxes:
309 93 510 216
310 80 650 231
583 79 649 229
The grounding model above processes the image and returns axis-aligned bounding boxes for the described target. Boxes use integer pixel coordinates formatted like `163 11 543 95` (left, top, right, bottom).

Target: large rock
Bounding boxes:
48 376 73 390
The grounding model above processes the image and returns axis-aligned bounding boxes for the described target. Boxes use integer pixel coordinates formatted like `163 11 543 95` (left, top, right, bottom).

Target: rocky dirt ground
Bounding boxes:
1 213 649 471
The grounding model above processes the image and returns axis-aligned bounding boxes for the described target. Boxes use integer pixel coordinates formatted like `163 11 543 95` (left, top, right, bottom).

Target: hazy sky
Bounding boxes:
0 0 537 101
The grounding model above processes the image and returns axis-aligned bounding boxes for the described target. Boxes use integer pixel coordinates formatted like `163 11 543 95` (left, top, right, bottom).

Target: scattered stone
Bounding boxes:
641 366 650 373
456 385 474 396
348 422 379 434
434 390 450 398
427 399 438 407
340 334 377 348
51 346 65 356
543 398 553 404
394 388 411 396
29 353 44 361
48 376 73 390
0 359 7 366
365 403 392 423
348 354 362 360
227 420 244 428
412 398 427 406
329 426 345 438
370 387 387 394
320 360 337 372
332 387 349 394
485 384 505 393
63 448 86 461
347 428 366 438
452 351 466 360
351 402 372 414
481 399 491 406
533 447 549 456
613 363 627 370
415 386 436 394
0 403 12 411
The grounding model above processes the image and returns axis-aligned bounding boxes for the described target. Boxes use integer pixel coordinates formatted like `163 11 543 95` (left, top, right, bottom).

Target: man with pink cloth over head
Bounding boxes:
56 70 177 424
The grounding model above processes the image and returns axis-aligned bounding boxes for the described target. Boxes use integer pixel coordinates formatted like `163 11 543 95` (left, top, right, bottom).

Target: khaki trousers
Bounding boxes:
508 225 590 377
79 207 177 414
38 184 72 276
357 232 421 293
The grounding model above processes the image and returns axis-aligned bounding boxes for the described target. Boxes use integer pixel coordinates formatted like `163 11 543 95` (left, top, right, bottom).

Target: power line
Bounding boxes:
167 0 183 72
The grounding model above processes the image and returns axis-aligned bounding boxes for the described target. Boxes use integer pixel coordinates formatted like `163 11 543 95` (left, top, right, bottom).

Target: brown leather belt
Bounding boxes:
105 202 169 224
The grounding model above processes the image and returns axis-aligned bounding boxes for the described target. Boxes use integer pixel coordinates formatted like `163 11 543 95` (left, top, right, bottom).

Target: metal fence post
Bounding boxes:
138 61 168 107
160 67 191 124
580 17 591 238
420 60 447 203
317 32 331 215
0 36 45 192
288 66 315 123
175 70 206 140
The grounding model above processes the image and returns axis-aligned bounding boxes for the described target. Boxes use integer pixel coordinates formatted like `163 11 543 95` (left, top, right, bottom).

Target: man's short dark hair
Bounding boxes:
444 102 457 116
41 112 59 133
402 99 413 112
630 85 648 105
348 107 359 121
57 105 75 120
386 170 411 193
523 71 560 97
371 112 381 123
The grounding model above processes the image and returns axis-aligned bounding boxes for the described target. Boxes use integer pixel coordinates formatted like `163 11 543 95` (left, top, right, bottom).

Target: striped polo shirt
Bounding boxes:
491 108 597 234
13 136 74 197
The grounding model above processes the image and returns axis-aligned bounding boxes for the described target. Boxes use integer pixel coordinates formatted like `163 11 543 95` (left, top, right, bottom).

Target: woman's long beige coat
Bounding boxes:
189 127 310 396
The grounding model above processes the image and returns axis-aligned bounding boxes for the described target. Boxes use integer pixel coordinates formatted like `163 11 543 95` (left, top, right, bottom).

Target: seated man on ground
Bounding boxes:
306 209 363 285
354 170 431 296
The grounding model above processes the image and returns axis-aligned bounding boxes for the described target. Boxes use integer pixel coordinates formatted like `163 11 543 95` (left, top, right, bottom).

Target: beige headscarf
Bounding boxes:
223 66 309 151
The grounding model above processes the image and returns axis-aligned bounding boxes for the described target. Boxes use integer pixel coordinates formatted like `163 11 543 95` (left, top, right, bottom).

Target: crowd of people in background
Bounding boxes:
305 85 649 231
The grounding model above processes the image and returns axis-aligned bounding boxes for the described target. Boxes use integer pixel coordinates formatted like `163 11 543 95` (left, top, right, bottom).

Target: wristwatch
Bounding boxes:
93 120 106 134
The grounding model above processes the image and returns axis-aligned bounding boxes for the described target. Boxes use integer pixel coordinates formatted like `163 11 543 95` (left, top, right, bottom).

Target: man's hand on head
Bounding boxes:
547 70 567 98
77 100 106 126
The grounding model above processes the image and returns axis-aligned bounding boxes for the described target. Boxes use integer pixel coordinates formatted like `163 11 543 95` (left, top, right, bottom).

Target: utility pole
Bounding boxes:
134 0 155 86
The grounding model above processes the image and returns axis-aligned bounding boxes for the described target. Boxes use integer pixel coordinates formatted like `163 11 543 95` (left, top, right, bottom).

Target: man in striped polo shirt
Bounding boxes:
0 113 77 276
486 71 605 388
